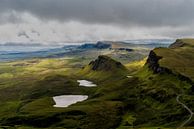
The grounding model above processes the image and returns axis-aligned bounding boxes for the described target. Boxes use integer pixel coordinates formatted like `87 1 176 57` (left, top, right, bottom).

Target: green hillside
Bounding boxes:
0 39 194 129
79 55 129 81
131 39 194 128
150 39 194 81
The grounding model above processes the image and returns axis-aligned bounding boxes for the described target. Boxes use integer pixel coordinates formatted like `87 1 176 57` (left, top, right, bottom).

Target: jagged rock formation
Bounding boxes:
88 55 126 71
80 55 128 81
146 50 171 74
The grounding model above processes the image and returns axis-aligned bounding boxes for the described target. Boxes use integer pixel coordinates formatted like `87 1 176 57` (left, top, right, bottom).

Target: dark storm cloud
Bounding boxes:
0 0 194 27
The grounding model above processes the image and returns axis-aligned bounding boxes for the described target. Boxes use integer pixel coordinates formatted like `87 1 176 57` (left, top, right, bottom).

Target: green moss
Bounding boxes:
0 101 21 118
20 97 54 114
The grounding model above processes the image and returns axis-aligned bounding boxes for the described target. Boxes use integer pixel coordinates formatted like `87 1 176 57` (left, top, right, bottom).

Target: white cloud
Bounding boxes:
0 12 194 44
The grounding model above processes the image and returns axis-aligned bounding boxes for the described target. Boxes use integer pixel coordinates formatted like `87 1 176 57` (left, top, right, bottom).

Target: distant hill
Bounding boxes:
78 41 111 49
169 39 194 48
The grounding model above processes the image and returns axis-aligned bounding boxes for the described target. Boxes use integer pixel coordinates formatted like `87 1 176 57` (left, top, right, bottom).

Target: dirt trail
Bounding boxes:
176 95 194 128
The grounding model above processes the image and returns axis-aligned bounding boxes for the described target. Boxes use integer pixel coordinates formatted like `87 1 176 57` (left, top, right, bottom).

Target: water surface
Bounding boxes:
53 95 88 107
77 80 97 87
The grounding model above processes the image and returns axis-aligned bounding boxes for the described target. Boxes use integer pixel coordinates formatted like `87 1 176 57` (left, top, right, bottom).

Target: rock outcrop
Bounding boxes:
88 55 126 71
169 39 194 48
146 50 171 74
169 39 186 48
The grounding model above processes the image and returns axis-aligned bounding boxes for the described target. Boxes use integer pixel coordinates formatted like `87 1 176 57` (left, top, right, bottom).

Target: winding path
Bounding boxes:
176 94 194 128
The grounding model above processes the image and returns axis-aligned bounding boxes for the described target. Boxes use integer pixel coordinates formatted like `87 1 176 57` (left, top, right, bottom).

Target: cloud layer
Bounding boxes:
0 0 194 43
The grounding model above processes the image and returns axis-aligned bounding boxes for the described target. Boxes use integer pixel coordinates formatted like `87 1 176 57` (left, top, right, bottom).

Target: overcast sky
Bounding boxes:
0 0 194 43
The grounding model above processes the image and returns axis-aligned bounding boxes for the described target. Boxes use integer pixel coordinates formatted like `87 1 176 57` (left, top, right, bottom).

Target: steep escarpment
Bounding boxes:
146 49 193 85
146 50 171 74
130 39 194 128
146 39 194 84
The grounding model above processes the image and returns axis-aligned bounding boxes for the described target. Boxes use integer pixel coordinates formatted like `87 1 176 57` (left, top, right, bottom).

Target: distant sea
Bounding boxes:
0 42 86 54
0 44 69 62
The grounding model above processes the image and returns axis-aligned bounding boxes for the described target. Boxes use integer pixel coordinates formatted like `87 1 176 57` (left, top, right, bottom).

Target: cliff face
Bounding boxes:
146 50 171 74
147 39 194 77
146 43 194 87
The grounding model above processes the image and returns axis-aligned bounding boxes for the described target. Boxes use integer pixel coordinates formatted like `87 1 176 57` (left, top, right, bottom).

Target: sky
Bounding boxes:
0 0 194 44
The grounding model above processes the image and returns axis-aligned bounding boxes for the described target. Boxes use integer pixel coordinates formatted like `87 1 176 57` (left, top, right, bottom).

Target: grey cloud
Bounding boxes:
31 30 40 36
0 0 194 27
0 11 23 24
18 31 30 39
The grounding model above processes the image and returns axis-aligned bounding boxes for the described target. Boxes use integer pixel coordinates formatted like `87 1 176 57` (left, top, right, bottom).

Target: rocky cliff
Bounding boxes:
146 39 194 86
146 50 171 74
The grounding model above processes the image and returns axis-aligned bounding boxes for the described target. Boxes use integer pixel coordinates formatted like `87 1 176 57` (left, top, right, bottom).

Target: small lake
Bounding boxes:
77 80 97 87
53 95 88 108
127 76 133 78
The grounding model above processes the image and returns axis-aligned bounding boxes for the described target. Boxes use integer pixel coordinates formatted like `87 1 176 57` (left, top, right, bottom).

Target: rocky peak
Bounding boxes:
89 55 125 71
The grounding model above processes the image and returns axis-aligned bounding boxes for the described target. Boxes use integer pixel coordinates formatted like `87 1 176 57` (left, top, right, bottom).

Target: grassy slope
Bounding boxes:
118 39 194 128
125 57 147 73
153 39 194 81
0 58 97 128
0 39 194 129
79 55 129 82
0 56 134 129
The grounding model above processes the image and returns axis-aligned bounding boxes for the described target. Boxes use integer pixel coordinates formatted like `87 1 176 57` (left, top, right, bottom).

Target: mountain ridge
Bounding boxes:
146 39 194 82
